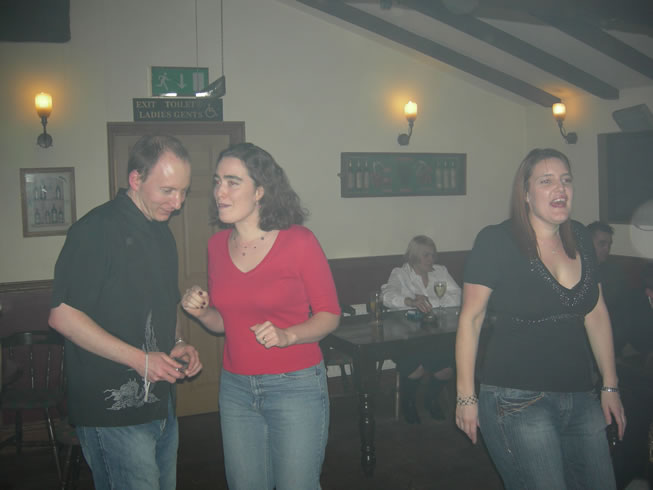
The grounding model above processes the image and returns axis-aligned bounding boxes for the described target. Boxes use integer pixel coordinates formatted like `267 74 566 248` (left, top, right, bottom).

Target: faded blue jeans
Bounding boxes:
219 361 329 490
75 399 178 490
479 384 616 490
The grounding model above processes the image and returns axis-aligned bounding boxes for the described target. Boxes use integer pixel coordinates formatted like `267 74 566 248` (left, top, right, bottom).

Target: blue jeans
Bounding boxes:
479 385 616 490
75 399 178 490
219 361 329 490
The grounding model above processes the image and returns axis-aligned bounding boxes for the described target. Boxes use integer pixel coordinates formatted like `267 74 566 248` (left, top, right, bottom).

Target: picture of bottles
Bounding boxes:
33 203 65 225
433 160 459 193
346 161 355 190
340 153 465 198
22 168 76 236
341 158 373 194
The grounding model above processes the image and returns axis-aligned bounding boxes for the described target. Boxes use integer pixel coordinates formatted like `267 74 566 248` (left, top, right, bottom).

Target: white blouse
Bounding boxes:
381 262 462 310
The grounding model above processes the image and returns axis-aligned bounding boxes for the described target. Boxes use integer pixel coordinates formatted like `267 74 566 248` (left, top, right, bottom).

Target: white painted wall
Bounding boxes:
0 0 650 283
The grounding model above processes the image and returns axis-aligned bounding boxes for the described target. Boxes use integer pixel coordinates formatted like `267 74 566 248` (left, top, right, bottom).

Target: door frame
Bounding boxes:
107 121 245 197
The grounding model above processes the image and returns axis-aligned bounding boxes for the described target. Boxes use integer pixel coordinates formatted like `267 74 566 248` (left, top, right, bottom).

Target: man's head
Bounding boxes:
587 221 614 264
127 135 191 222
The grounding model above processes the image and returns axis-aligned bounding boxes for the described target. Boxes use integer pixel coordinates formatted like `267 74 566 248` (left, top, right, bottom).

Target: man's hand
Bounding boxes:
170 342 202 378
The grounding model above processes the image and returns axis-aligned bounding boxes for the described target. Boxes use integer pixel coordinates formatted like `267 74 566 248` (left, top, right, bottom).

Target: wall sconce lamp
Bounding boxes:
552 102 577 144
398 101 417 146
35 92 53 148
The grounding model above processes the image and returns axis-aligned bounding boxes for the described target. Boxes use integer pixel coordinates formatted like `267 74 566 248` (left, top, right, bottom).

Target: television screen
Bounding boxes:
598 130 653 225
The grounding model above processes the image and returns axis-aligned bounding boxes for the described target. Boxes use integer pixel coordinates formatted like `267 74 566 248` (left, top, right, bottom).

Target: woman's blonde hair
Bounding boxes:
403 235 437 266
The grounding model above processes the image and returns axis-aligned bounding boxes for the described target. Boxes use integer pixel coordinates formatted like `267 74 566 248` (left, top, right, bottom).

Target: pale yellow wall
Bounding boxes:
0 0 649 284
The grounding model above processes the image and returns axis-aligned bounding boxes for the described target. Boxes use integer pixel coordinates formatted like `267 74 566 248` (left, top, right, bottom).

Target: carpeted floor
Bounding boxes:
1 372 504 489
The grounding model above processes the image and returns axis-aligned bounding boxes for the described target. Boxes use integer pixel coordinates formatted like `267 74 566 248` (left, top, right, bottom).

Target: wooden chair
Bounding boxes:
56 417 83 490
0 330 65 479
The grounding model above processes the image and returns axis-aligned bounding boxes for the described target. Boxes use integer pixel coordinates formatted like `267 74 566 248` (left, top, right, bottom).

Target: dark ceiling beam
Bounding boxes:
403 0 618 99
529 11 653 80
296 0 560 106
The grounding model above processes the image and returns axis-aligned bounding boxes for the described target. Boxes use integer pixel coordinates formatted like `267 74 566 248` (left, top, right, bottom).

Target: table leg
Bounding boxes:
352 354 379 477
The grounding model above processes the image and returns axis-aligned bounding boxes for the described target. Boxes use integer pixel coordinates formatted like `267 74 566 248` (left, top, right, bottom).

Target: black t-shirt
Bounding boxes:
465 220 599 392
621 291 653 355
51 189 180 427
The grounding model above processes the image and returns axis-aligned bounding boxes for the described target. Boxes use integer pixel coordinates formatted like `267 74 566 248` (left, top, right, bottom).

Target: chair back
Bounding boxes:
2 330 65 395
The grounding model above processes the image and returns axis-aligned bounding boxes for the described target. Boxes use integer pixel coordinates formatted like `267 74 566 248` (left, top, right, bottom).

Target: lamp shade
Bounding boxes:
35 92 53 118
404 101 418 121
552 102 566 122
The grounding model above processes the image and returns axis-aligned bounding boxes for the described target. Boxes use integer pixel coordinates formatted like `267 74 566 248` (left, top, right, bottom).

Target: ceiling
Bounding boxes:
294 0 653 106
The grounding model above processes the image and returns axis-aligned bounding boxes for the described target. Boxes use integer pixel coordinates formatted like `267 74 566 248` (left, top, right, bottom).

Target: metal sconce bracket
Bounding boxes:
398 119 415 146
557 120 577 144
37 115 53 148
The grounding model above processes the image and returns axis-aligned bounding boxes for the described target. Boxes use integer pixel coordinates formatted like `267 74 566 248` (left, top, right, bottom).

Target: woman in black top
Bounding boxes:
455 148 625 489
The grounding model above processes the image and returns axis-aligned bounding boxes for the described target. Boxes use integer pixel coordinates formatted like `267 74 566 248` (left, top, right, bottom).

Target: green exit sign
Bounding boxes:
151 66 209 96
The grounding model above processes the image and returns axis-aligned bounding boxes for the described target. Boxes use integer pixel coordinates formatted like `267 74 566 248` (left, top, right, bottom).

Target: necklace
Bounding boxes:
537 236 562 255
231 232 267 256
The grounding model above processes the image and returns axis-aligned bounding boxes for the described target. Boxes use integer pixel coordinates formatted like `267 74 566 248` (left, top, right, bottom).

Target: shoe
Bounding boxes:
401 376 421 424
425 378 446 420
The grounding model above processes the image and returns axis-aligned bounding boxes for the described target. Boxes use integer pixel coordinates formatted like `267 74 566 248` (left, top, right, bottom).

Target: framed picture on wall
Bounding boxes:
20 167 76 237
340 152 466 198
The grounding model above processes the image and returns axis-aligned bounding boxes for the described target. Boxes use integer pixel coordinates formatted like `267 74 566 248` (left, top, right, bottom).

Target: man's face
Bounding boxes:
128 151 191 221
592 230 613 264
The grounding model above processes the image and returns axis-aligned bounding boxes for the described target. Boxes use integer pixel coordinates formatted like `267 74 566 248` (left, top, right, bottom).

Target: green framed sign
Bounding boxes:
151 66 209 96
340 152 466 198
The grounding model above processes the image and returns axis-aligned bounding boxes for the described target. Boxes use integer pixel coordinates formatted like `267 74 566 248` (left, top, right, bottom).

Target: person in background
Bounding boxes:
456 148 624 489
587 220 630 354
382 235 461 423
587 221 629 306
610 262 653 488
588 220 614 266
181 142 340 490
49 134 202 490
622 263 653 359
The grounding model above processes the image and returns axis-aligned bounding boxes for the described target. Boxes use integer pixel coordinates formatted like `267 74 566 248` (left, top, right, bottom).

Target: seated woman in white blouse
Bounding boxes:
382 235 461 423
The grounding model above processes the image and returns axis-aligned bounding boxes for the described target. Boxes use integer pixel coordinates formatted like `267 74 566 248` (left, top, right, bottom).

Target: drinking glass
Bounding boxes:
434 281 447 310
368 290 382 322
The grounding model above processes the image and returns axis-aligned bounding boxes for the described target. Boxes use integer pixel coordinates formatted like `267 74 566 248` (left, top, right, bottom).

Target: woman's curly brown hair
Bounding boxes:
211 142 308 230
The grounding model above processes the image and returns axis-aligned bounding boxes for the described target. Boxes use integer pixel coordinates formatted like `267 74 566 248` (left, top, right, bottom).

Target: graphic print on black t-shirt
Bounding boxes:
104 311 161 410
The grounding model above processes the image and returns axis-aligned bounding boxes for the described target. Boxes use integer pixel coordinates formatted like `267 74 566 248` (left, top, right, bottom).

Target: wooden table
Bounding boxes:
321 307 460 476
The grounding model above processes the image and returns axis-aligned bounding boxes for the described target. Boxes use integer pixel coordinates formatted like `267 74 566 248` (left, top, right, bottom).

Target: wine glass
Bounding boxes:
434 281 447 310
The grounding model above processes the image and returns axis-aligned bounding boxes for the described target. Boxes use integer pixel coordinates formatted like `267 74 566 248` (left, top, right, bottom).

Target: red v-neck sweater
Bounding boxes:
208 225 341 375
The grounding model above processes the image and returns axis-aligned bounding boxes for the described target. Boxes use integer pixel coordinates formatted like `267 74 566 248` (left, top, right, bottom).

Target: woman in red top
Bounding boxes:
182 142 340 490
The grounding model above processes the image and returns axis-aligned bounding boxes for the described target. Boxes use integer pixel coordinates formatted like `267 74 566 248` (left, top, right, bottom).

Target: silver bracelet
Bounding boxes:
456 394 479 406
174 337 186 345
601 386 619 393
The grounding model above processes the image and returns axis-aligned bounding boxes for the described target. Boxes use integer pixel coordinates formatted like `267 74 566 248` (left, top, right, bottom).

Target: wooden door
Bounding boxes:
107 122 245 416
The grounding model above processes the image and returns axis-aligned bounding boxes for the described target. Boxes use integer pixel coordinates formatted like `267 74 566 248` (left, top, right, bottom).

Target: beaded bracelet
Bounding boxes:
456 394 479 406
601 386 619 393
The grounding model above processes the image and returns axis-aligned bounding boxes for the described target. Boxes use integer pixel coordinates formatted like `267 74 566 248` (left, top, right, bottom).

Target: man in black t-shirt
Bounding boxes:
49 135 202 490
587 221 630 353
611 263 653 488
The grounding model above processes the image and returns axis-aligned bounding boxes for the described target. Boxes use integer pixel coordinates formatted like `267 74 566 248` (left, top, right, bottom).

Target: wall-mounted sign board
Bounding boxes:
133 97 222 122
340 152 466 198
151 66 209 96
